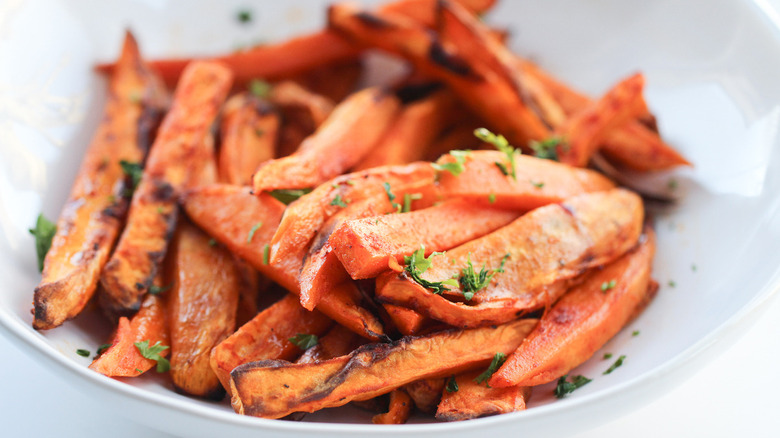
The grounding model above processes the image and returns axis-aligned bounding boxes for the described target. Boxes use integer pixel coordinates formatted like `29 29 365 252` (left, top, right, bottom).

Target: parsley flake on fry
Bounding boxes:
445 376 459 393
432 150 470 176
269 188 312 205
289 333 319 350
134 340 170 373
404 247 458 294
474 352 507 387
474 128 519 180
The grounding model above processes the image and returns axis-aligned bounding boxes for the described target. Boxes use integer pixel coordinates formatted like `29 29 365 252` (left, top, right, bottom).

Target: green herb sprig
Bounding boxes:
134 340 170 373
474 352 507 387
289 333 318 350
553 374 592 398
404 247 458 294
29 214 56 272
474 128 519 180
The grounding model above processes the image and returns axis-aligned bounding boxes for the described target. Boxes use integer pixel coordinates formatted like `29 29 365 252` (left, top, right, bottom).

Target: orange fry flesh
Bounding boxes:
373 389 414 424
489 230 657 388
33 32 168 330
436 371 531 421
99 61 231 316
218 93 278 186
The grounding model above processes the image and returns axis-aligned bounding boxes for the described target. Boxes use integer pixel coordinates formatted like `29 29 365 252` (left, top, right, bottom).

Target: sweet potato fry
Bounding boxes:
269 162 437 265
89 293 169 377
251 87 401 192
403 378 445 413
489 230 656 388
436 371 531 421
518 60 690 170
556 73 649 167
296 324 366 364
230 318 538 418
218 93 278 186
328 3 550 145
269 80 335 127
99 61 231 316
355 90 460 170
330 199 520 280
181 184 385 339
382 0 495 27
436 150 614 210
167 221 240 398
210 294 333 391
384 304 429 336
298 185 438 310
288 59 362 103
373 390 413 424
234 257 261 327
32 32 168 330
375 189 644 327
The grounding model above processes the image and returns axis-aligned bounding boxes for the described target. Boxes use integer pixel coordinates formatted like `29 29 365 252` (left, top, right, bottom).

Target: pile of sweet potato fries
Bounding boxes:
31 0 689 424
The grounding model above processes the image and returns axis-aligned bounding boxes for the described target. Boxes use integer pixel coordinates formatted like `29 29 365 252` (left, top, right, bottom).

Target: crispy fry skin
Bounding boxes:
100 61 231 316
372 390 413 424
436 150 615 209
89 294 169 377
33 32 168 330
375 189 644 327
181 184 385 339
355 90 460 170
328 3 549 145
330 199 520 280
210 294 333 391
296 324 366 364
218 93 278 186
403 378 445 413
489 230 656 388
269 162 437 265
436 371 531 421
518 60 691 170
556 73 649 167
229 318 537 419
168 221 240 399
251 87 401 192
298 185 438 310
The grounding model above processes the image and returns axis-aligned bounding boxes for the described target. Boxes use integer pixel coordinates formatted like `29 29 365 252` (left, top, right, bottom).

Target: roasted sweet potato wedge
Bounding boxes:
288 59 362 103
269 80 335 127
489 230 656 388
436 371 531 421
382 0 495 28
372 390 413 424
230 318 538 418
181 184 385 339
375 189 644 327
89 293 169 377
330 199 520 280
100 61 231 316
167 221 240 398
436 150 615 210
251 87 400 192
210 294 333 391
33 32 168 330
403 378 445 413
219 93 278 186
296 324 366 364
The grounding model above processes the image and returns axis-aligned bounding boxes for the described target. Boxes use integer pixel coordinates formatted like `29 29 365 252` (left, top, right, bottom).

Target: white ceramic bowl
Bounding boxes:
1 0 780 437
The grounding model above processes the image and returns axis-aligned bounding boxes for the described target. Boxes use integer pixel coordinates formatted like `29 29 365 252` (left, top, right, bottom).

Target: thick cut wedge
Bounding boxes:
210 294 333 391
219 93 278 186
489 230 656 388
168 221 240 399
375 189 644 327
436 371 531 421
100 61 231 316
33 32 168 330
230 318 537 418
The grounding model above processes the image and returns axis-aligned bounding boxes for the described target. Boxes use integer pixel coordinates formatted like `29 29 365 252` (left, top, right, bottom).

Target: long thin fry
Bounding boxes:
33 32 168 330
372 390 413 424
218 93 278 186
99 61 231 316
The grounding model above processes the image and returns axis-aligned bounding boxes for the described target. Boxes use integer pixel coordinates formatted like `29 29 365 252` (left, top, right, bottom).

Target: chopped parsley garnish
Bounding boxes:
603 352 613 360
496 253 510 273
554 374 591 398
530 180 545 189
632 330 640 337
208 238 217 247
668 179 678 190
120 160 143 196
691 263 697 272
603 354 626 375
488 193 496 204
237 9 252 23
128 90 142 103
156 206 164 214
459 254 497 300
262 244 270 265
134 340 170 373
288 333 318 350
432 150 470 176
402 193 422 213
474 128 519 180
249 79 271 98
29 213 56 273
247 222 262 243
269 188 312 205
76 349 90 357
254 128 265 137
149 283 172 295
135 368 143 373
383 182 402 212
530 137 564 161
600 279 617 292
474 352 507 387
445 376 459 393
330 194 348 208
96 343 112 357
668 280 676 288
404 247 458 294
